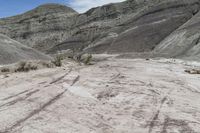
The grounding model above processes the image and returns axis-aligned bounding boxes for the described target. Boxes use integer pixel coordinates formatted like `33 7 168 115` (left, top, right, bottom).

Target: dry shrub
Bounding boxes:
40 61 54 68
15 61 38 72
84 54 93 65
185 69 200 74
1 67 10 73
80 54 93 65
14 60 54 73
1 60 54 74
74 53 93 65
51 54 63 67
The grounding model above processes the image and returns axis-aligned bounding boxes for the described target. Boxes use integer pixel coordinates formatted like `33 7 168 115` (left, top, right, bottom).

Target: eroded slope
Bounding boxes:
0 34 50 64
154 9 200 61
0 0 199 55
0 4 78 52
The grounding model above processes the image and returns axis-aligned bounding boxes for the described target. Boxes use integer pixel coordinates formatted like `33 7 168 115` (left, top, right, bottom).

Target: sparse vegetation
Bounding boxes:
15 61 38 72
51 49 76 67
1 67 10 73
185 69 200 74
0 60 55 74
40 61 54 68
51 54 63 67
83 54 93 65
73 53 93 65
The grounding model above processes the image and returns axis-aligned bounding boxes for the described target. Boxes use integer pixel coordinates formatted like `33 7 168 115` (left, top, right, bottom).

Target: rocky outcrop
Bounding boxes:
0 34 50 64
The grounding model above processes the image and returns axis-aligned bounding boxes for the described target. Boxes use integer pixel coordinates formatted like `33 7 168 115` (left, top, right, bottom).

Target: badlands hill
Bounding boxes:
154 9 200 60
0 0 200 61
0 4 78 52
0 34 50 64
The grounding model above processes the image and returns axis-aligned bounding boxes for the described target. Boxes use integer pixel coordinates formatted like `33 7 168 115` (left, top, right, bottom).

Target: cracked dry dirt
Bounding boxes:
0 57 200 133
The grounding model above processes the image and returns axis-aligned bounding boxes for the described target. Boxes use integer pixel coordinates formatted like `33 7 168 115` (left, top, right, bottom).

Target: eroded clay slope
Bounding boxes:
154 9 200 61
52 0 200 54
0 4 78 52
0 34 50 64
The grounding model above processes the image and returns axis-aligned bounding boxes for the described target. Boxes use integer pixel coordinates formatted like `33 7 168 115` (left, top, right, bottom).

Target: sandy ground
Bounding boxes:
0 56 200 133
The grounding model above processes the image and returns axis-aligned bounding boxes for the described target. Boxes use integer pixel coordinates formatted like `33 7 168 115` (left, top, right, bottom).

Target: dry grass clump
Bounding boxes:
53 49 94 66
40 61 54 68
185 69 200 74
82 54 93 65
51 49 75 67
51 54 63 67
0 60 55 73
73 53 93 65
15 61 38 72
1 67 10 73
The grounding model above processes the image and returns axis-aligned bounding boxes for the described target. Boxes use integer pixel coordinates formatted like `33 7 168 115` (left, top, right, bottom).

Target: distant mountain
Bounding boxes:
0 34 50 64
0 0 200 60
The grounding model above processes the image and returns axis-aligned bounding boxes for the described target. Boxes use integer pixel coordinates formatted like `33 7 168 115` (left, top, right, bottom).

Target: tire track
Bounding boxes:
1 75 80 133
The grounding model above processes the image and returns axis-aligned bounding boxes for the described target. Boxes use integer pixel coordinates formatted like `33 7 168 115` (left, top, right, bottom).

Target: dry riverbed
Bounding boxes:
0 56 200 133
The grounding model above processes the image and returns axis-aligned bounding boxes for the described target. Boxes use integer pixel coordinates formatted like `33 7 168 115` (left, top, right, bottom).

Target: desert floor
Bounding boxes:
0 55 200 133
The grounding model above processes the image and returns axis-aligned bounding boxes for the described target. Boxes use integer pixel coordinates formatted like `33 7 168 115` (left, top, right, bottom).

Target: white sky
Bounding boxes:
67 0 125 13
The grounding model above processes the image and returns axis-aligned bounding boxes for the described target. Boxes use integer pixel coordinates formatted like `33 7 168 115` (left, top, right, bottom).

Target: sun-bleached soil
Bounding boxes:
0 56 200 133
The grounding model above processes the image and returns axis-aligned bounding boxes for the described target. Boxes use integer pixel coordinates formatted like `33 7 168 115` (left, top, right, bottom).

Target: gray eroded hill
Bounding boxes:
0 34 50 64
0 0 200 60
154 10 200 61
0 4 78 52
